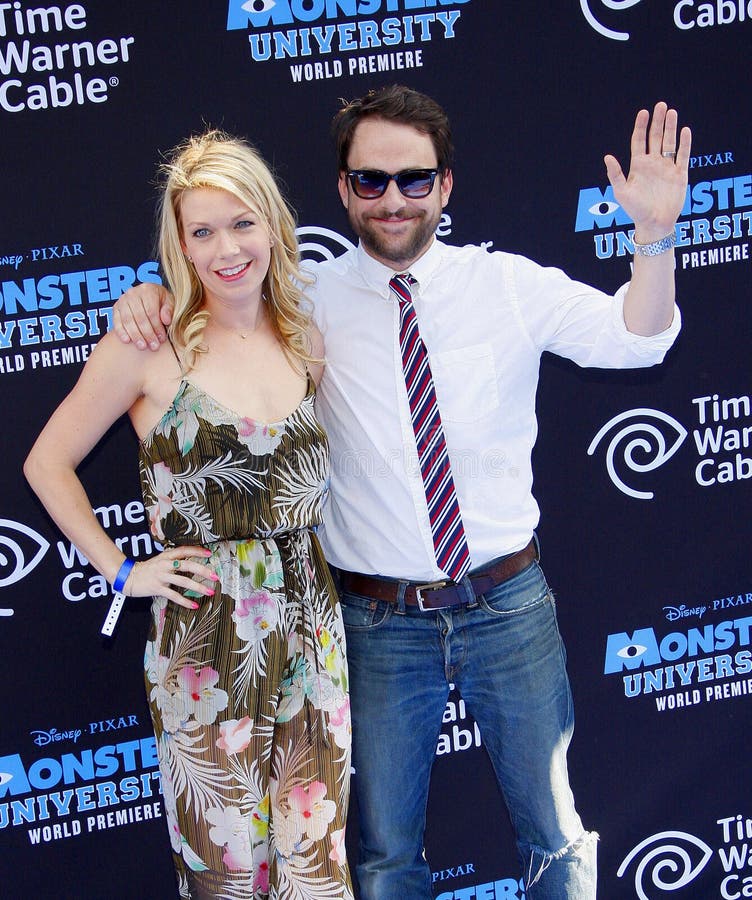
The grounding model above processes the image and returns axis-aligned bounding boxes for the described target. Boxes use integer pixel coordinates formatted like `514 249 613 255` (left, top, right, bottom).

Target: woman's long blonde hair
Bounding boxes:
157 129 314 371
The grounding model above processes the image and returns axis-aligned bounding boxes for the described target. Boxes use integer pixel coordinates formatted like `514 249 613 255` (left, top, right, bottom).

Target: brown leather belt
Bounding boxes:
339 539 537 611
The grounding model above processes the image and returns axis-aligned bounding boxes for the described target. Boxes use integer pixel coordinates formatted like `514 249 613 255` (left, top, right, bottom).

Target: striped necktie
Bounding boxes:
390 273 471 582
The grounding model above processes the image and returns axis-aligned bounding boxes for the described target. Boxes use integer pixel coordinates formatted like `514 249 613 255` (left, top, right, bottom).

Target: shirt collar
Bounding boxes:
355 238 444 301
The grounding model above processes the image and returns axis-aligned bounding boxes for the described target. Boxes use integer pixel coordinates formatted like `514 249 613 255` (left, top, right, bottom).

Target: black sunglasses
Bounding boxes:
346 168 439 200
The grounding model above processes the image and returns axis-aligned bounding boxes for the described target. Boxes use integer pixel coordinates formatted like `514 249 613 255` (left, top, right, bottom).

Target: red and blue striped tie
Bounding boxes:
391 273 471 583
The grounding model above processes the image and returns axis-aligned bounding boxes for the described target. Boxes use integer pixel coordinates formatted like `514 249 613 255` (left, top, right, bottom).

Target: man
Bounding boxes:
114 85 690 898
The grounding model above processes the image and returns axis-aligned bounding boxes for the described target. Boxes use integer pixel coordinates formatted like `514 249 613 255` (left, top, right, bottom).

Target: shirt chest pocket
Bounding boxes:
430 343 500 424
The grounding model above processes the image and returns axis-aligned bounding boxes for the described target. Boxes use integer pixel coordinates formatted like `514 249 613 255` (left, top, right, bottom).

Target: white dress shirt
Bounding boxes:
306 239 680 580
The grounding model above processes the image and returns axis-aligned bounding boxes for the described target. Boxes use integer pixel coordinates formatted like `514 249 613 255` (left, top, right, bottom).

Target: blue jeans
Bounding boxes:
340 557 597 899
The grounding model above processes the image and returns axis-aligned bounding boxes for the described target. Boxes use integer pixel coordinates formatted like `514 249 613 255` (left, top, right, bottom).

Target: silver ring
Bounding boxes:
172 560 180 569
662 150 676 158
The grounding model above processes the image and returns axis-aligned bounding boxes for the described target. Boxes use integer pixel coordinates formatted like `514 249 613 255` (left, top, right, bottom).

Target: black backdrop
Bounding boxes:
2 3 750 898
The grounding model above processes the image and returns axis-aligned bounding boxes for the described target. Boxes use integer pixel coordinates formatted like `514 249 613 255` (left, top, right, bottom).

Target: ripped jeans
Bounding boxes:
340 557 597 899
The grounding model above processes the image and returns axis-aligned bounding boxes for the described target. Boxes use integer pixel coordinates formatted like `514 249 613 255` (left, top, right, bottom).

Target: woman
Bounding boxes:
24 131 352 899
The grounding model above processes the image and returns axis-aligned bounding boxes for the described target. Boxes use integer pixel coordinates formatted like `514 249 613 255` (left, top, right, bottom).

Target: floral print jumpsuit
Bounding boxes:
139 378 352 900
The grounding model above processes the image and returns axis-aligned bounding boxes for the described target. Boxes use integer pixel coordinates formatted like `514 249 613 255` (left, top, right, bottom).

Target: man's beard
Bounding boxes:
351 207 441 268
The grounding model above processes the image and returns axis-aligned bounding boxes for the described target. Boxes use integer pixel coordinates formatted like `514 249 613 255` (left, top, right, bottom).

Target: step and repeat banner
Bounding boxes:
1 2 749 898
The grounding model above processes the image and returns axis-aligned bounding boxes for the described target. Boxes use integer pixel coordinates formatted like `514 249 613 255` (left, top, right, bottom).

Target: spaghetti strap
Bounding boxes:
166 336 185 376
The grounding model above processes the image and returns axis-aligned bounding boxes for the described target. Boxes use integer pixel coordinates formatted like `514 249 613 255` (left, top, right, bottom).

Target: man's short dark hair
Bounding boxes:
332 84 454 174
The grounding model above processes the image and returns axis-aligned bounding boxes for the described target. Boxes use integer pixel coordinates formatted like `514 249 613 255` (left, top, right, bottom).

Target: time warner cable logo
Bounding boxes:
296 225 355 263
580 0 643 41
617 831 712 899
582 0 752 39
590 393 752 497
587 408 688 500
0 519 50 618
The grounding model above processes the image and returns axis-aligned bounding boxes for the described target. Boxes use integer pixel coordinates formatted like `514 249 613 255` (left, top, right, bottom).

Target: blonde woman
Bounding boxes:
25 131 352 899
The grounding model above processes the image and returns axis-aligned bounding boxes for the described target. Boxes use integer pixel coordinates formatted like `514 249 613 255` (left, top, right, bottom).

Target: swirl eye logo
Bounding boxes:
580 0 643 41
296 226 355 264
617 641 648 661
588 199 621 218
617 831 713 899
242 0 275 12
228 0 277 30
587 408 687 500
0 520 50 616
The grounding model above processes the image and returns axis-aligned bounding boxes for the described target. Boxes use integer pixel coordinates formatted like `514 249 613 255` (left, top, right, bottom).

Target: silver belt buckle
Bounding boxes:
414 580 448 612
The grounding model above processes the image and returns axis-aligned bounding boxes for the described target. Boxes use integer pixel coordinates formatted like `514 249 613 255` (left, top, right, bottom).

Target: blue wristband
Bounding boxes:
112 558 135 593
